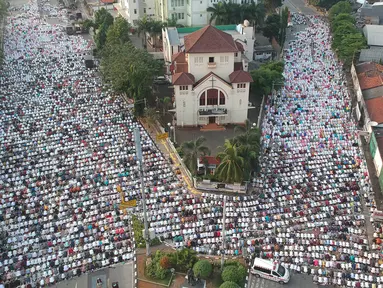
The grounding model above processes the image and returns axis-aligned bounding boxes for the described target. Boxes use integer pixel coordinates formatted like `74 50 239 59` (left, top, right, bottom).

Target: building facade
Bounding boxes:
155 0 253 26
170 25 253 127
117 0 156 25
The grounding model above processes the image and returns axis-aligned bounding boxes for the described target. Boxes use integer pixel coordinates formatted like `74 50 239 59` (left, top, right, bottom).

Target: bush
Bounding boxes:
159 256 171 269
155 262 168 280
175 248 198 272
221 263 247 285
150 237 161 246
219 281 240 288
193 260 212 280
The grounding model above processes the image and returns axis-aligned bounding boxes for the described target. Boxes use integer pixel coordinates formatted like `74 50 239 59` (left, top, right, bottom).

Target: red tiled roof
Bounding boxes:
184 25 239 53
172 72 195 85
234 62 243 71
235 41 245 52
101 0 114 3
357 62 383 90
175 63 188 73
172 51 185 62
229 70 253 83
200 156 220 166
365 97 383 124
358 72 383 90
193 72 231 88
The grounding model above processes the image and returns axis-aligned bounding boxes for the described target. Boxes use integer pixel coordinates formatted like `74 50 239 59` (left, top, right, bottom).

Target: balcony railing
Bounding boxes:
207 62 216 68
199 108 227 115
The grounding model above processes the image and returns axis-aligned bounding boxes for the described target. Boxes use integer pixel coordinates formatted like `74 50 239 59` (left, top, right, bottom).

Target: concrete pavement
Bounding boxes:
283 0 319 15
247 272 330 288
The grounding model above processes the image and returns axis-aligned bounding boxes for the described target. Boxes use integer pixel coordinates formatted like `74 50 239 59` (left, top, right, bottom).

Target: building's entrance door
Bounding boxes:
209 116 216 124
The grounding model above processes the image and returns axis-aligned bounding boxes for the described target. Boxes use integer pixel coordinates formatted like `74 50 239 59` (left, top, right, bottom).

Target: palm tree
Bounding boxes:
144 107 160 130
207 2 227 25
148 20 164 51
160 96 172 115
248 2 266 29
180 136 210 175
215 139 244 183
134 16 152 49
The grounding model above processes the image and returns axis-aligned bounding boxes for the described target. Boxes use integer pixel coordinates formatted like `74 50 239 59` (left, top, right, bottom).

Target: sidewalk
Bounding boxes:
140 119 201 196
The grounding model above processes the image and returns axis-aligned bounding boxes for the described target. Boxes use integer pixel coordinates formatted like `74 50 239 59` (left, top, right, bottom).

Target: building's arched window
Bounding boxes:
199 92 205 105
219 91 225 105
207 89 218 105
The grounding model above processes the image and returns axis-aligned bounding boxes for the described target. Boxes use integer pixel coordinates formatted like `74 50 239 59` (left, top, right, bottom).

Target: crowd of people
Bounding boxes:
0 0 382 287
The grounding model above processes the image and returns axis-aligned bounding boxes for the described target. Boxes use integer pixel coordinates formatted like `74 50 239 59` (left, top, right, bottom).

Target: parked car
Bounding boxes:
153 76 169 85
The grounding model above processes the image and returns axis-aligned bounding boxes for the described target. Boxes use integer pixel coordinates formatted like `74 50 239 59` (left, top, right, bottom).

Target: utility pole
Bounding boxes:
221 196 227 271
134 127 150 256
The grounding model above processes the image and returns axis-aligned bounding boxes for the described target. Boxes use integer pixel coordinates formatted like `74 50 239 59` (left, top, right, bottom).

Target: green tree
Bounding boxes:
148 20 164 51
160 96 172 115
101 42 162 116
106 15 131 45
193 260 212 279
250 61 284 96
180 136 210 175
233 119 261 179
279 7 289 48
95 22 109 50
144 107 160 129
330 13 355 32
328 1 352 20
219 281 240 288
207 2 227 24
221 263 247 285
215 139 244 183
331 21 357 50
264 0 282 13
94 8 114 29
263 14 281 41
134 15 153 49
248 2 266 28
337 32 367 65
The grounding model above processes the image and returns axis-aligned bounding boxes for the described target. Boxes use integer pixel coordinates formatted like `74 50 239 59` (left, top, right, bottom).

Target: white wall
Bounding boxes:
174 76 249 126
188 52 235 82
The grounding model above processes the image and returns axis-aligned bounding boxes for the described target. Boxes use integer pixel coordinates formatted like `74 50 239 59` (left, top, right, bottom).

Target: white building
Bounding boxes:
162 22 255 64
170 25 253 127
116 0 156 25
155 0 253 26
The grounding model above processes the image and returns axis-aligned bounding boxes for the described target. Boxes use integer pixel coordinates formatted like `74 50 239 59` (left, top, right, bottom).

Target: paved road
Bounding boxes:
247 272 332 288
283 0 318 15
55 262 134 288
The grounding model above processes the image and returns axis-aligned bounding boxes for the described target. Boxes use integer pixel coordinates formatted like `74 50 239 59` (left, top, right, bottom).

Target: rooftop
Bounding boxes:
172 72 195 85
359 47 383 63
365 96 383 124
363 25 383 47
184 25 239 53
200 156 220 166
356 62 383 90
229 70 253 83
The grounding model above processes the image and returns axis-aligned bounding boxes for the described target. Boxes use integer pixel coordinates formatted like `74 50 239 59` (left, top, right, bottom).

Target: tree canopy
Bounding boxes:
250 61 284 96
262 14 281 41
215 139 245 183
106 15 132 45
180 136 210 175
328 1 352 20
207 2 266 27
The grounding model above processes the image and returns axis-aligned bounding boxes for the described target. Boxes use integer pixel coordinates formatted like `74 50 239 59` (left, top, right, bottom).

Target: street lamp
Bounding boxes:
167 122 176 144
252 122 257 129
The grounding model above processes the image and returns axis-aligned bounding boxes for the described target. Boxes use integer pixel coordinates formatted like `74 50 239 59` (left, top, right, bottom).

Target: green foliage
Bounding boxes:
250 61 284 96
207 2 265 27
95 22 109 50
263 14 281 41
193 260 213 280
221 263 247 285
173 248 198 272
180 136 210 175
219 281 240 288
106 16 131 45
215 139 244 183
155 262 168 279
100 42 162 116
264 0 282 13
317 0 341 10
94 8 114 29
328 4 366 66
132 215 145 248
150 237 161 246
81 19 94 32
279 7 289 48
328 1 352 20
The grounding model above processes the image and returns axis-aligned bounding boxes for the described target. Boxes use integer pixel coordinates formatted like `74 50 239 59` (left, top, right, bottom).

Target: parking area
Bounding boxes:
247 272 330 288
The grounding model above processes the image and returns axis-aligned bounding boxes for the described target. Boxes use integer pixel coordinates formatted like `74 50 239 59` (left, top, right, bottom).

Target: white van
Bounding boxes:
251 258 290 284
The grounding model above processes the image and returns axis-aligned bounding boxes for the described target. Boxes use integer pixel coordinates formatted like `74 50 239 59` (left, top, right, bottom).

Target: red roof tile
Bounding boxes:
365 97 383 124
172 51 185 62
101 0 114 3
184 25 239 53
193 72 231 88
200 156 220 166
358 72 383 90
235 41 245 52
172 72 195 85
229 70 253 83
